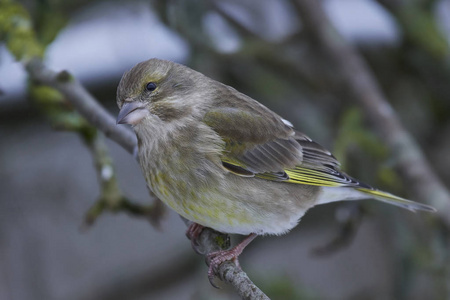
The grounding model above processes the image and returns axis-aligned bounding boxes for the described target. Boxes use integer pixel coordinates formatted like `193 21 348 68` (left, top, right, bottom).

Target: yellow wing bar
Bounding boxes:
285 167 356 187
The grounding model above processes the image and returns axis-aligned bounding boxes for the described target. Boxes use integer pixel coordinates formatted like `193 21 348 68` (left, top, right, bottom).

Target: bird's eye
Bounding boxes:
146 82 157 92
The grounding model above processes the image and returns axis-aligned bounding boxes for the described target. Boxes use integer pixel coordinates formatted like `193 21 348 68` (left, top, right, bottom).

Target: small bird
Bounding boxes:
116 58 435 285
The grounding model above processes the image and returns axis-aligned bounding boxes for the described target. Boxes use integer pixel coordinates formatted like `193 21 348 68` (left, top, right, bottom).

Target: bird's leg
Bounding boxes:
186 222 205 254
207 233 257 286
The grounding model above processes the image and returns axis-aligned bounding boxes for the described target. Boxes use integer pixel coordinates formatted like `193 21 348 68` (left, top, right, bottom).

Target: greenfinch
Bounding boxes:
116 58 435 284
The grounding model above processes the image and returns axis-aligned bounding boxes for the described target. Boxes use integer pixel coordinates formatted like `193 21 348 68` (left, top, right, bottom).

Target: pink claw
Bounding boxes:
206 233 257 287
186 223 205 254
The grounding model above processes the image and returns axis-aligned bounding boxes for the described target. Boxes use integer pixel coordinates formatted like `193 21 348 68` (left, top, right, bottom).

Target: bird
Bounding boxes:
116 58 435 285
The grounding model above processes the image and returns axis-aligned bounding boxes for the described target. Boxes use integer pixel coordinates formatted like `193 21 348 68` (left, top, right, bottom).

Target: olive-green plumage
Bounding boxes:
116 58 435 236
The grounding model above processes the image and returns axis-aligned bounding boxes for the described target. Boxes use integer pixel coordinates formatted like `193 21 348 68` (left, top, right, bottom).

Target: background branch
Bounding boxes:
292 0 450 225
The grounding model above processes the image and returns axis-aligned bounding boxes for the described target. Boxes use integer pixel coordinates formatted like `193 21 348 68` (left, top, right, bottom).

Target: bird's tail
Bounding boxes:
355 188 435 212
316 186 436 212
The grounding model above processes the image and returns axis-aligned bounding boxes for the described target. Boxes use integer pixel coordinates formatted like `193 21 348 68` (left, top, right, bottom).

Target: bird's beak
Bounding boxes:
117 101 149 125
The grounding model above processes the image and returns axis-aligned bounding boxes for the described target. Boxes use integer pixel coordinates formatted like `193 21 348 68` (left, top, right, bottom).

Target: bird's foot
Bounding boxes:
207 248 242 288
206 233 257 288
186 223 204 254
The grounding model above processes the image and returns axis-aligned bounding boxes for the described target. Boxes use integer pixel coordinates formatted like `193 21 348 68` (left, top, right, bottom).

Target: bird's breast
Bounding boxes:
135 118 225 215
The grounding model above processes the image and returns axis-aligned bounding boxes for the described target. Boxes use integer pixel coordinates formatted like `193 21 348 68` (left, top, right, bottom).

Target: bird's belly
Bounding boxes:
146 163 319 235
145 167 254 233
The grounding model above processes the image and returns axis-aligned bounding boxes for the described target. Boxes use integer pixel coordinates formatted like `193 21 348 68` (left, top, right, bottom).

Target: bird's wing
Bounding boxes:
202 101 436 213
202 106 365 188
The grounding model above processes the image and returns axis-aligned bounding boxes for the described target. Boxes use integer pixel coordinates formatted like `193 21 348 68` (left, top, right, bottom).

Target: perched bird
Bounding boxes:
116 58 435 284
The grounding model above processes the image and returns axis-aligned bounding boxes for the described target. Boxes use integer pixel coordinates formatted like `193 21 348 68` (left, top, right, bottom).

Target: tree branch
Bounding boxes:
25 58 267 299
26 59 137 157
291 0 450 226
180 218 269 299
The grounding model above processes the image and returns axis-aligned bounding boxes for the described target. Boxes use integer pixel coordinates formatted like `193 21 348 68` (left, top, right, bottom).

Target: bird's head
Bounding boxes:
116 58 202 126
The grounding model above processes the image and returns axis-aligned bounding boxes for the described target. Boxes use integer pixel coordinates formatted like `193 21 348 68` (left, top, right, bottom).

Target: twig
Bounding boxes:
26 59 137 156
182 218 270 300
82 131 165 228
25 58 267 299
291 0 450 226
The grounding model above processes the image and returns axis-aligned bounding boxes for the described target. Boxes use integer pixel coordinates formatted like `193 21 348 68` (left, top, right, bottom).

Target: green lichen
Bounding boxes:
33 2 67 47
214 234 230 250
29 84 64 105
399 6 449 60
0 0 44 60
56 70 74 83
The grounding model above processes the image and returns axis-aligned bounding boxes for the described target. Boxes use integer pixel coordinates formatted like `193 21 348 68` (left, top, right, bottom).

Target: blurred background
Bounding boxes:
1 0 450 299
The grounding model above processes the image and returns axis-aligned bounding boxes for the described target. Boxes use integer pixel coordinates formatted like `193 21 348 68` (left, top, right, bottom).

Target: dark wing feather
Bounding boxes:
241 138 302 172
